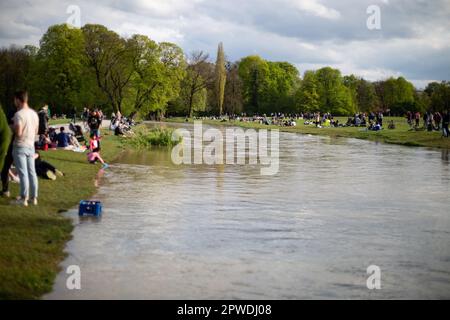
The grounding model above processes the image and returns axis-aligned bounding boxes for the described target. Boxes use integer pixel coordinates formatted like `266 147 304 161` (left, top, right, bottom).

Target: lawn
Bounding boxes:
48 119 72 126
0 132 123 299
166 117 450 149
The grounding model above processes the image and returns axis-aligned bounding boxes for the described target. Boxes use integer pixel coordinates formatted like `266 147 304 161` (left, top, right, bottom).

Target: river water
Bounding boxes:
45 122 450 299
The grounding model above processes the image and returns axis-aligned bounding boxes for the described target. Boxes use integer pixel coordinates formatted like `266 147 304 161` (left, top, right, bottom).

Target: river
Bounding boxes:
45 122 450 299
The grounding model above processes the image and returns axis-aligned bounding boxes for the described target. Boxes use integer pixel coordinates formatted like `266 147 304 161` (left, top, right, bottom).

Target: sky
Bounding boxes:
0 0 449 88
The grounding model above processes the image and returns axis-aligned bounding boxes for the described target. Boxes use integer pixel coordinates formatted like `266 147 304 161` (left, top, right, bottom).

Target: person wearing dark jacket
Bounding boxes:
88 111 101 137
56 127 70 148
34 152 64 180
38 105 49 135
442 110 450 138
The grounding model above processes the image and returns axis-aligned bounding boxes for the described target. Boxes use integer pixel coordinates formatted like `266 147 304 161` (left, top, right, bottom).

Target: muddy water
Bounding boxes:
45 122 450 299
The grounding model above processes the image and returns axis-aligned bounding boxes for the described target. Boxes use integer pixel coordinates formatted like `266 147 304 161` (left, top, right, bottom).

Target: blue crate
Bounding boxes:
79 200 102 217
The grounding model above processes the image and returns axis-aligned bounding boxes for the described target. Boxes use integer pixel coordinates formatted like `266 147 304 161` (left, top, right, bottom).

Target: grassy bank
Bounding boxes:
127 126 182 148
166 117 450 149
0 132 123 299
48 119 72 126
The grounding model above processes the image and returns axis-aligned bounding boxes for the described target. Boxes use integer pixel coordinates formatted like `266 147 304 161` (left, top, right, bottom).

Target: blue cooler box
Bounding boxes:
79 200 102 217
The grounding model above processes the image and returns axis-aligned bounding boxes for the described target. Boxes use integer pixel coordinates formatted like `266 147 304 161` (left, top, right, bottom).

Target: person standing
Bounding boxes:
377 112 384 127
12 91 39 206
414 111 421 128
88 110 101 137
38 105 49 135
82 107 89 128
434 112 442 130
442 110 450 138
71 106 77 123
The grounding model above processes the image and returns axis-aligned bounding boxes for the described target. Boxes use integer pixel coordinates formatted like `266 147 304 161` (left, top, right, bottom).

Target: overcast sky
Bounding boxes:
1 0 449 88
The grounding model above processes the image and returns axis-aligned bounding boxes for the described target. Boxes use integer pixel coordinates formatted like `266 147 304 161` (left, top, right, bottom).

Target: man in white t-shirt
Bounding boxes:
12 91 39 206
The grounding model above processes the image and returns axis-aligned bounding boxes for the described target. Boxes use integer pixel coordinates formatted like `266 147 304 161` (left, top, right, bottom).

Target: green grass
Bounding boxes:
0 132 123 299
48 119 72 126
166 117 450 149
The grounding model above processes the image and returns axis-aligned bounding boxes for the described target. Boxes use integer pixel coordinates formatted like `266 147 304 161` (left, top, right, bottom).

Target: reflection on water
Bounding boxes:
46 123 450 299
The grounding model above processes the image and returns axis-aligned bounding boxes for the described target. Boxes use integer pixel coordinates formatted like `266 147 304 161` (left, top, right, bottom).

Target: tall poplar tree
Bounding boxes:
215 42 226 115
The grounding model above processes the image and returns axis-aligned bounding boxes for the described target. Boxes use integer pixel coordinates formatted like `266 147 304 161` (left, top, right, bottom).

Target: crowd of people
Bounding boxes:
0 91 112 207
109 110 136 136
406 111 450 137
192 110 449 136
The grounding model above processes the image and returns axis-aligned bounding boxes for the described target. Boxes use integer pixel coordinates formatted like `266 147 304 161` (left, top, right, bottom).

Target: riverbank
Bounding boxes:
165 117 450 149
0 131 123 299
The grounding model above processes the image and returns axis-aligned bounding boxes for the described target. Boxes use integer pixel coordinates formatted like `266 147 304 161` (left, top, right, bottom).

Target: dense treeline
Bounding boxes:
0 23 449 118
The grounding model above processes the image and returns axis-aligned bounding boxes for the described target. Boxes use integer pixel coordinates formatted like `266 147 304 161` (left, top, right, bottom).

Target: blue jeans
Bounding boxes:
13 146 38 200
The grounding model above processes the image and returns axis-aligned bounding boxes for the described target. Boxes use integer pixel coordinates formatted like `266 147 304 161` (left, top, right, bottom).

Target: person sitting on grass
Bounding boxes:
87 147 109 169
368 121 382 131
34 152 64 180
388 120 396 130
69 123 86 143
36 133 52 151
56 127 70 148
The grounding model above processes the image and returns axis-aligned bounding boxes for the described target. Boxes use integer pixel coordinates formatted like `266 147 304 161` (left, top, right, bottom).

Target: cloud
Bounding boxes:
293 0 341 19
0 0 448 88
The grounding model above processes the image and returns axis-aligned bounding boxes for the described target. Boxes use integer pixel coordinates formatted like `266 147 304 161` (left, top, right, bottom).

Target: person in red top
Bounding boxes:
89 133 101 151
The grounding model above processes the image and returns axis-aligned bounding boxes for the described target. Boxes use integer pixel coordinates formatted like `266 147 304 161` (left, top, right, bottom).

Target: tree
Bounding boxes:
238 56 269 114
82 24 135 113
0 46 34 113
28 24 86 114
224 62 243 115
296 70 320 113
126 36 185 117
264 61 299 113
343 74 359 112
375 77 415 114
356 79 378 112
183 51 215 117
214 43 227 115
425 81 450 111
315 67 354 115
413 91 431 113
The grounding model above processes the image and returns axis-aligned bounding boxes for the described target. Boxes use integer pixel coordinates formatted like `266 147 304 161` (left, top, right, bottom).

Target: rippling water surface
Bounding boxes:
46 122 450 299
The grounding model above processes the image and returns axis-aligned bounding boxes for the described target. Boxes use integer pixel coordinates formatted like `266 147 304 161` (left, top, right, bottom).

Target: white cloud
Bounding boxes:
293 0 341 19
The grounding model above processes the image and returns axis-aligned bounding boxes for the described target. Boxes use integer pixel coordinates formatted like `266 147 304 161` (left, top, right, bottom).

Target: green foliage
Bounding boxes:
127 126 182 148
127 37 185 116
0 47 33 111
296 70 319 113
425 81 450 111
313 67 355 115
238 56 300 114
82 24 135 114
263 61 300 113
356 78 378 112
238 55 269 114
29 24 87 113
0 105 11 170
375 77 415 114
